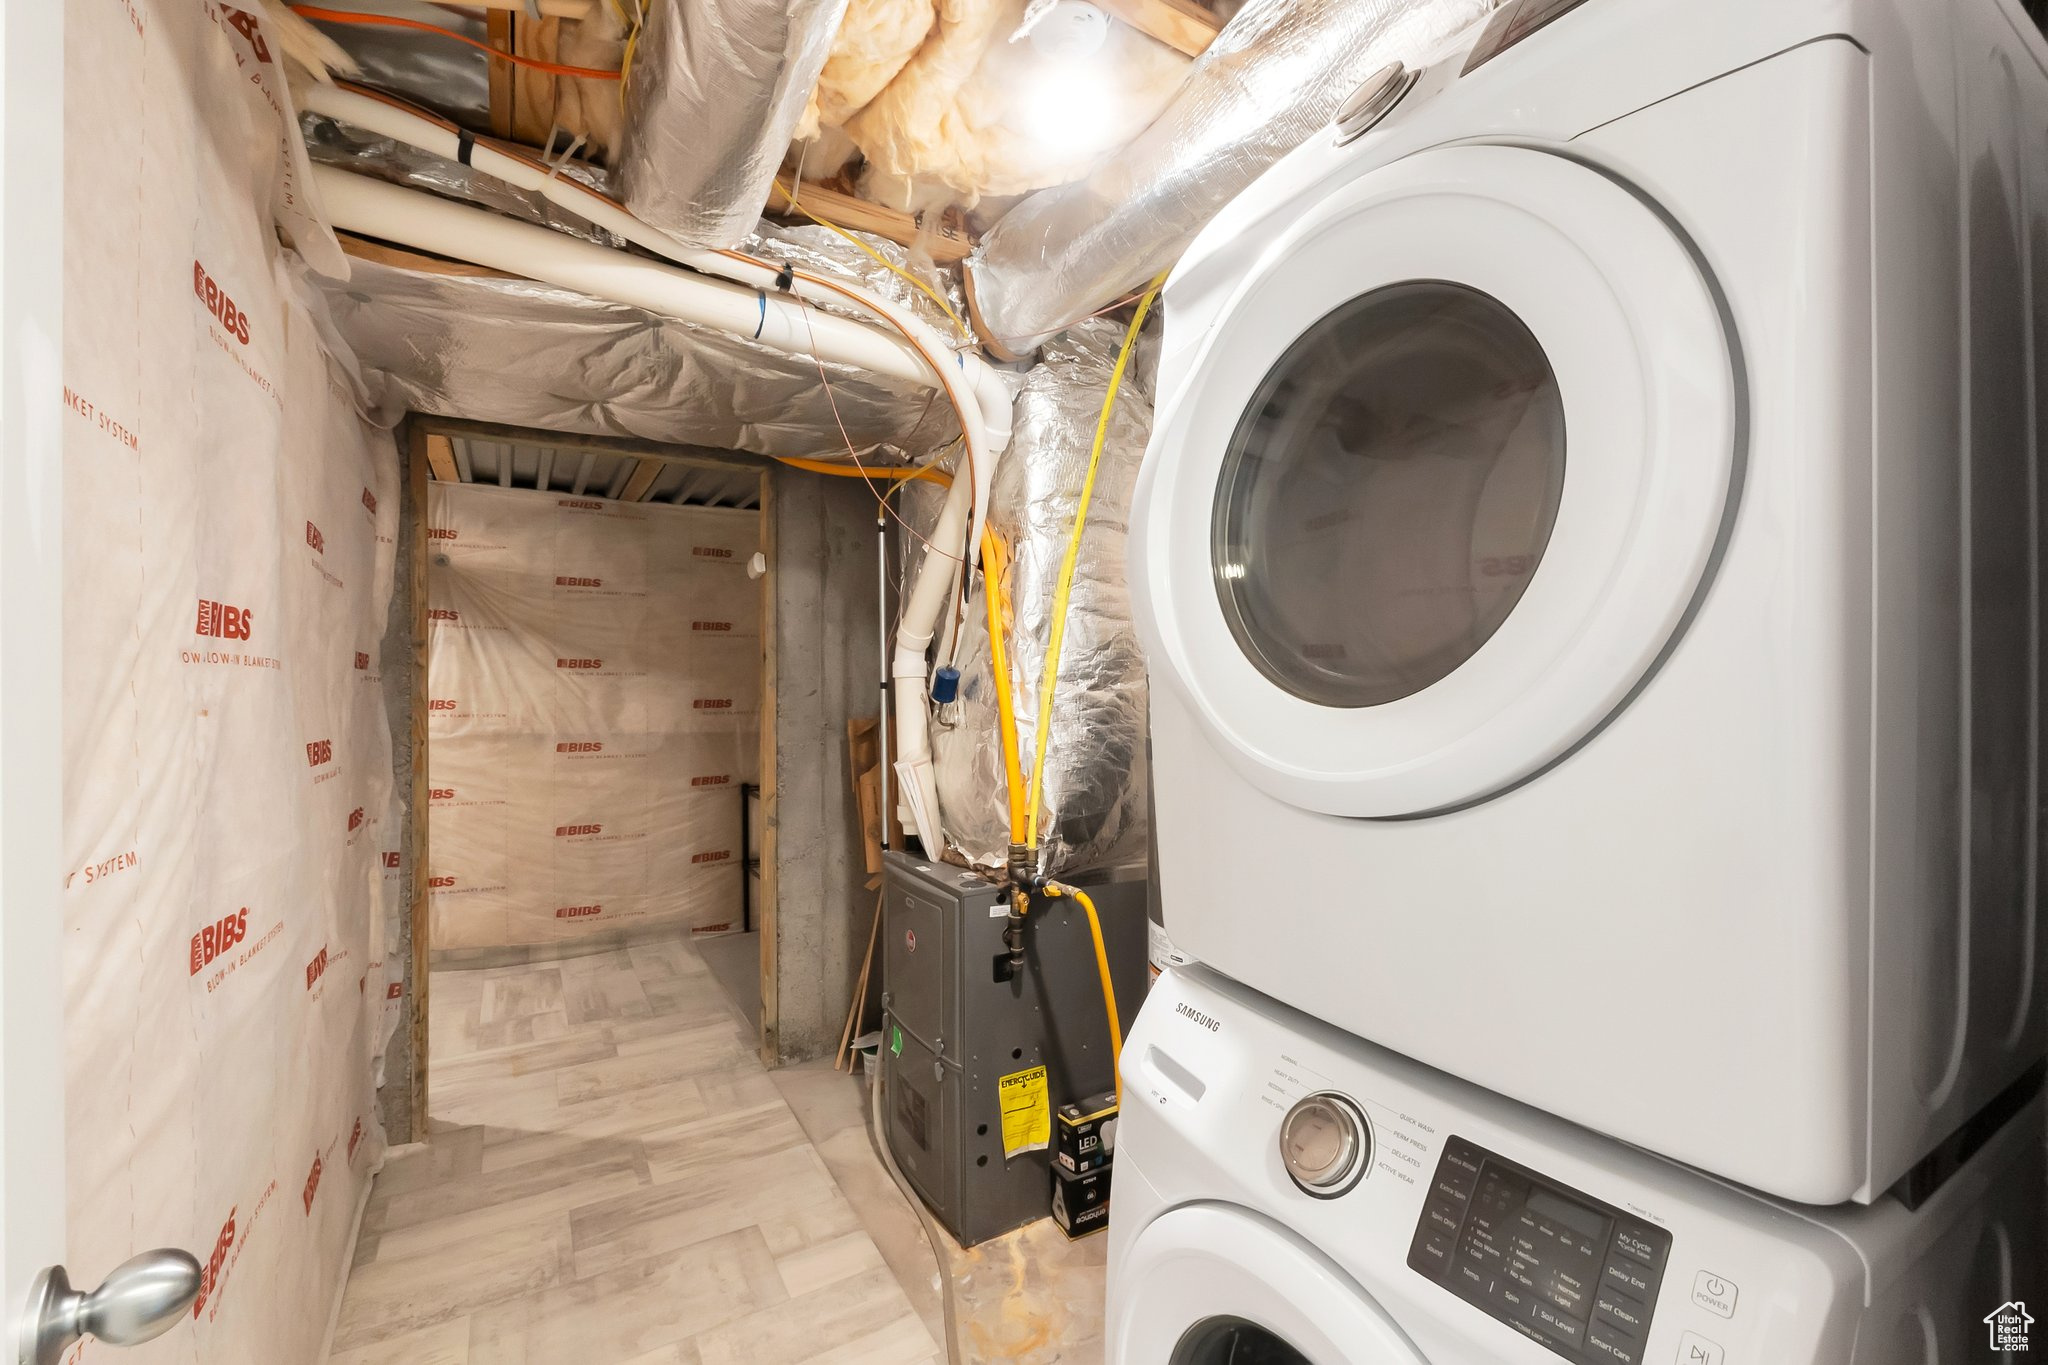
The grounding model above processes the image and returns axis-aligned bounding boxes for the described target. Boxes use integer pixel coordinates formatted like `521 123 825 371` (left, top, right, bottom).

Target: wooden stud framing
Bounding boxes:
1096 0 1223 56
420 416 765 478
465 0 596 13
339 233 517 282
764 180 975 264
756 466 780 1066
510 15 562 148
424 434 460 483
404 424 433 1140
619 458 663 502
485 9 516 141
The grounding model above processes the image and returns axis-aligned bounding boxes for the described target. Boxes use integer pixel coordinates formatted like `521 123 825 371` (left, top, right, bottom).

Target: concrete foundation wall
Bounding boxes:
763 470 882 1064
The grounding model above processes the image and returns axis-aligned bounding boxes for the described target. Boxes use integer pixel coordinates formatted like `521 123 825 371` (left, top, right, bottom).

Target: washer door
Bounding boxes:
1109 1205 1426 1365
1137 144 1737 816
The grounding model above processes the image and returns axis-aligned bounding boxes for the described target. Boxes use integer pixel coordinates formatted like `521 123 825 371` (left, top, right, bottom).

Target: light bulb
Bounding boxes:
1026 0 1110 58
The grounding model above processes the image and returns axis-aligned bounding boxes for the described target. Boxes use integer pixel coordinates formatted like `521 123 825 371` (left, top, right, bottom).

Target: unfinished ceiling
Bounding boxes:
285 0 1230 248
430 434 764 509
286 0 1488 362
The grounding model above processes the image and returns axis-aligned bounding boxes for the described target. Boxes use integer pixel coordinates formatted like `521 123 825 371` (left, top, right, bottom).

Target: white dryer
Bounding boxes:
1131 0 2048 1203
1108 967 2047 1365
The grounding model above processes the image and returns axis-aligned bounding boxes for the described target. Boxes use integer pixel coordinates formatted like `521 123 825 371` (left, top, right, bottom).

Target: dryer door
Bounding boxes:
1135 144 1737 816
1108 1205 1427 1365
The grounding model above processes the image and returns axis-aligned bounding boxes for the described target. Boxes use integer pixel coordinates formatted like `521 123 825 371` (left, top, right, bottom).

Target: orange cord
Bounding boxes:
291 7 625 79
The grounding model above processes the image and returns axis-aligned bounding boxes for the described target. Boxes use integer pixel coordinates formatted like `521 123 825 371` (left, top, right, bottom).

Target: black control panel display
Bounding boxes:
1462 0 1596 74
1407 1136 1671 1365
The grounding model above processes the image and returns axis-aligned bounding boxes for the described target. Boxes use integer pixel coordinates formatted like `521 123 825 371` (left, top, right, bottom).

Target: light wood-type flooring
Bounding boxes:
323 939 941 1365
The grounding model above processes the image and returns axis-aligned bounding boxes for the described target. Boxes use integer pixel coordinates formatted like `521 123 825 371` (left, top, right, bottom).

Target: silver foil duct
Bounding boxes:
302 114 625 248
306 2 492 132
931 319 1155 873
963 0 1495 357
312 257 960 460
299 115 967 457
615 0 852 247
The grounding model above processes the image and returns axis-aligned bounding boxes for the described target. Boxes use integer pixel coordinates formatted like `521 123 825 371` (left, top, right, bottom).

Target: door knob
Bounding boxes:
19 1249 203 1365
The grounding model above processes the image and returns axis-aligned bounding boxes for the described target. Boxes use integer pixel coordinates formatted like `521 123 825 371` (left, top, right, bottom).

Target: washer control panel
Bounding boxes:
1408 1136 1671 1364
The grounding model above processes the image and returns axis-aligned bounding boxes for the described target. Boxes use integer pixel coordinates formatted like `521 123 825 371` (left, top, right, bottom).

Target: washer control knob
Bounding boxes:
1334 62 1419 145
1280 1092 1371 1197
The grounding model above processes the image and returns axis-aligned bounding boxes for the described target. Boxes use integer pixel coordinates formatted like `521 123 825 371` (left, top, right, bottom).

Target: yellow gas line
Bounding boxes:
1043 880 1122 1106
1024 271 1167 851
981 532 1029 841
769 455 950 485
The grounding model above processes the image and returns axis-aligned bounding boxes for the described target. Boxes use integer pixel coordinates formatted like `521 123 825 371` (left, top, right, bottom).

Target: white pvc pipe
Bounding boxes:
303 84 1017 853
313 166 937 389
892 475 971 851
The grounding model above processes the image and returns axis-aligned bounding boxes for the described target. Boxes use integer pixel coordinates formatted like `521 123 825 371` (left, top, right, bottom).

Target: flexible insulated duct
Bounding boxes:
319 253 960 458
962 0 1495 357
614 0 850 246
931 319 1154 874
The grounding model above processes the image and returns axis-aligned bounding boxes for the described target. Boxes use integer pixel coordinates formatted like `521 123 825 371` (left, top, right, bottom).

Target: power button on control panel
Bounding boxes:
1690 1271 1737 1318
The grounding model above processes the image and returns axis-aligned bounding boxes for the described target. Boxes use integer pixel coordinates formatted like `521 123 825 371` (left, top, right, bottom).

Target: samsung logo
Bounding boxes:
1175 1003 1221 1033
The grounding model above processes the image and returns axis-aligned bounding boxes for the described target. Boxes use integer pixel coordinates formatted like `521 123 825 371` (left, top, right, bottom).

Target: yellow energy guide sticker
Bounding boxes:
998 1064 1051 1157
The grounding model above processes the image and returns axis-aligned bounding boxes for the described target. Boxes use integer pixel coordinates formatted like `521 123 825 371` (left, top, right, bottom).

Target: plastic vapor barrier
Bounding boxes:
964 0 1495 356
932 320 1156 873
427 483 762 954
65 4 400 1358
616 0 851 246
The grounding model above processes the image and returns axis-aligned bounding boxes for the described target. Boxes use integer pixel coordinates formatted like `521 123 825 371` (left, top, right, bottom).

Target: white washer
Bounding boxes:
1131 0 2048 1203
1109 967 2047 1365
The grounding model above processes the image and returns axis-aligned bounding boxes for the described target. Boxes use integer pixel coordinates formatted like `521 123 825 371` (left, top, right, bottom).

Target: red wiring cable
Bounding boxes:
290 6 625 79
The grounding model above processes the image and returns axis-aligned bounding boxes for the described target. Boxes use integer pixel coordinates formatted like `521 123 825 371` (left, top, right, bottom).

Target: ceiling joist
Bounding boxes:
619 459 665 502
1096 0 1224 57
424 434 460 482
765 181 975 264
339 231 519 282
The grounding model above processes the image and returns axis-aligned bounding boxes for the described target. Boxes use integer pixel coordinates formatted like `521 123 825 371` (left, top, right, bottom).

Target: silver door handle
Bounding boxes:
19 1250 202 1365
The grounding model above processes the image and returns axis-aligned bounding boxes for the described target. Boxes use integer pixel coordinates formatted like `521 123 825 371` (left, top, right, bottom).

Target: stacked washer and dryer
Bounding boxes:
1112 0 2048 1361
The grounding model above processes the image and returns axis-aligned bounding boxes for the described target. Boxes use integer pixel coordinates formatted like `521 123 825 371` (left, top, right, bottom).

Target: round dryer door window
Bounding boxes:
1212 281 1567 709
1137 144 1738 816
